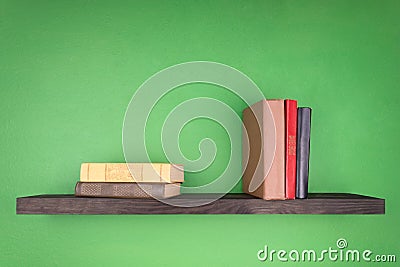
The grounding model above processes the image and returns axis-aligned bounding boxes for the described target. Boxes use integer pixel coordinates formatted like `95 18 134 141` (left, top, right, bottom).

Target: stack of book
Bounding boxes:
242 99 312 200
75 163 184 199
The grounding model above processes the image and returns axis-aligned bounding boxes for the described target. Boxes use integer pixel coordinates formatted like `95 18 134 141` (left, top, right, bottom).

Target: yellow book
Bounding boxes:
80 163 184 183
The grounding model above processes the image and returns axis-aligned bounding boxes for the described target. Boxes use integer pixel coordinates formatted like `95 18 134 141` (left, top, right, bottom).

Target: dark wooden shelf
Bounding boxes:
16 193 385 215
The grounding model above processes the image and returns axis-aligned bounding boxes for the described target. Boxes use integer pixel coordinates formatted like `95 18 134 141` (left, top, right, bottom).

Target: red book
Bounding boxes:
285 100 297 199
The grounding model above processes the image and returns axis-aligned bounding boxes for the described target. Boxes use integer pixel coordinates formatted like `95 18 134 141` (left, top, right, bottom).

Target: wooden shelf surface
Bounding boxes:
16 193 385 215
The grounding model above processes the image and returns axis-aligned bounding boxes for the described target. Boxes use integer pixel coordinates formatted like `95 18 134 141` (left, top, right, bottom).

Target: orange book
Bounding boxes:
242 99 285 200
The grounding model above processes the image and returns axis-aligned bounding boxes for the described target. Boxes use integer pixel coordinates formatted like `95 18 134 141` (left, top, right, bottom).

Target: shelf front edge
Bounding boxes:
16 194 385 215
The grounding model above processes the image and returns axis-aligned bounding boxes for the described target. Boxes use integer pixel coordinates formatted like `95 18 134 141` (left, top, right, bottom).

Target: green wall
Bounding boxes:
1 0 399 266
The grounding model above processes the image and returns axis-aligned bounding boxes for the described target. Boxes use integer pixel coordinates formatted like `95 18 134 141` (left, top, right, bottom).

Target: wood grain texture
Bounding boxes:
16 193 385 215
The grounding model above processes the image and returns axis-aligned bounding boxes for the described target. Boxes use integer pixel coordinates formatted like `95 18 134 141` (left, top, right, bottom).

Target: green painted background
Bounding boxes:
1 0 399 266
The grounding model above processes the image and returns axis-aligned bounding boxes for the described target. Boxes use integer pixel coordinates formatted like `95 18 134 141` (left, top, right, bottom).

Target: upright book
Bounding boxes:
80 163 184 183
75 182 181 199
296 107 312 199
285 100 298 199
242 99 286 200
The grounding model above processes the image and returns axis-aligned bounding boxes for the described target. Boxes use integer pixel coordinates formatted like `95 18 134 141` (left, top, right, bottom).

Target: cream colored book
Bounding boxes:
80 163 184 183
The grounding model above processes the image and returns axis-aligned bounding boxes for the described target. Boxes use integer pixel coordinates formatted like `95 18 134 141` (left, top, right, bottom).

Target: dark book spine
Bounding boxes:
75 182 162 198
296 107 311 199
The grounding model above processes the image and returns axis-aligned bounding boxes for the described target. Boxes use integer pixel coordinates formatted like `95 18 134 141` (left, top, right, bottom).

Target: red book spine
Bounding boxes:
285 100 298 199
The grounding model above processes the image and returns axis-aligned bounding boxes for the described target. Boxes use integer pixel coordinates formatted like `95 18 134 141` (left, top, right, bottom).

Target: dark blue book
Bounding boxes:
296 107 312 199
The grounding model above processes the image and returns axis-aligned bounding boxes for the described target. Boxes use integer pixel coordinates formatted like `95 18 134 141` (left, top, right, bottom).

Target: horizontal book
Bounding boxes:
80 163 184 183
75 182 181 199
